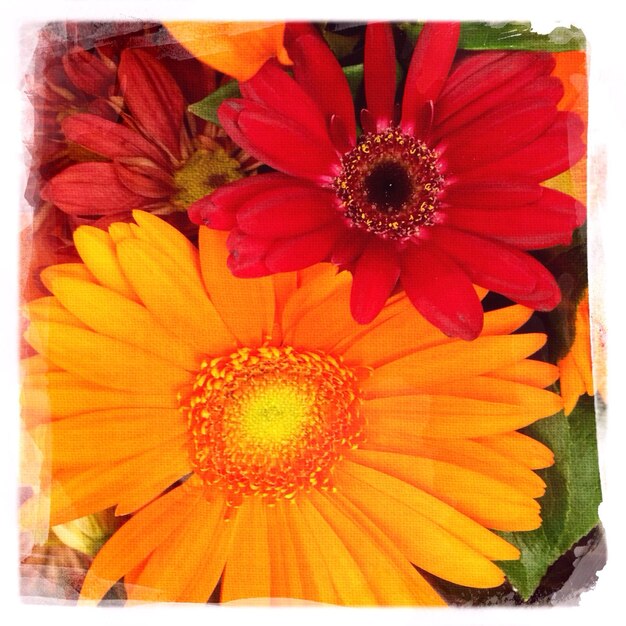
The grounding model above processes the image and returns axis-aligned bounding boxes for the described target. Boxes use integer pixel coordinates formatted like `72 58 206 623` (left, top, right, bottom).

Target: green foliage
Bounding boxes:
400 22 586 51
188 81 241 126
497 395 601 599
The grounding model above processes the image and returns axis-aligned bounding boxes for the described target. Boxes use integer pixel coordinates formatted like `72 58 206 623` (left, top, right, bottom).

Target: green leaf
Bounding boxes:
399 22 586 52
188 81 241 125
497 395 602 599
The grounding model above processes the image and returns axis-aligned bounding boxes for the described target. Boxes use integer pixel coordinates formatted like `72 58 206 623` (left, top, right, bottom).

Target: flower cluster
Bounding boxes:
19 21 597 606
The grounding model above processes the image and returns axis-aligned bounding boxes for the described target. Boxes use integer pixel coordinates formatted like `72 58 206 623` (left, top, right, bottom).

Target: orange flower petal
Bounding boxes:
115 236 236 355
361 433 546 497
80 483 201 602
73 226 137 301
22 371 176 426
282 500 339 604
45 277 202 370
363 391 560 439
164 22 291 81
475 432 555 470
347 449 542 532
221 497 271 602
338 460 520 561
335 466 507 588
127 494 228 603
199 227 275 346
24 320 191 394
309 490 445 605
362 333 547 398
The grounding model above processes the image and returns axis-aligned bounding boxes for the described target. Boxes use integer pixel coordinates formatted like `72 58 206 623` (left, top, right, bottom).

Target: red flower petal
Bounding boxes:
288 30 356 145
460 111 585 183
365 23 397 130
432 227 561 309
331 229 369 268
441 182 543 208
434 52 555 130
264 224 344 272
441 51 509 98
400 242 483 340
434 76 563 144
219 99 339 181
62 47 116 97
350 240 401 324
439 100 560 173
117 49 185 160
226 228 272 277
240 60 333 144
112 159 175 200
41 163 151 215
443 188 583 248
400 23 460 135
62 113 169 168
236 185 338 238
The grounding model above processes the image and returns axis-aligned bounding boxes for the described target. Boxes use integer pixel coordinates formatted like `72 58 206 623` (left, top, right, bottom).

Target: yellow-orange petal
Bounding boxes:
73 226 137 301
362 333 547 398
40 262 94 292
199 227 275 346
131 211 204 290
46 276 201 371
337 460 520 561
24 296 87 328
341 297 448 367
266 502 304 600
309 490 445 605
115 237 236 355
281 263 344 333
362 391 560 438
488 360 560 388
80 483 202 602
558 290 595 415
24 320 191 394
282 500 339 604
41 407 186 468
164 22 291 81
475 432 555 470
20 354 62 376
361 433 546 497
296 496 377 605
176 499 237 603
347 449 542 532
127 494 228 603
21 371 176 426
221 496 271 602
335 466 507 588
284 272 363 353
481 304 534 336
50 437 190 525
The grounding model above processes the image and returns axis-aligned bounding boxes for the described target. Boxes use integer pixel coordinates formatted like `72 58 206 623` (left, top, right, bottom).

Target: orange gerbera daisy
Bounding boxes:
21 211 562 605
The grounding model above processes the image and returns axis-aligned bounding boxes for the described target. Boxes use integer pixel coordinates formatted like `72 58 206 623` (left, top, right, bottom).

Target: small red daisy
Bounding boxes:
189 23 586 340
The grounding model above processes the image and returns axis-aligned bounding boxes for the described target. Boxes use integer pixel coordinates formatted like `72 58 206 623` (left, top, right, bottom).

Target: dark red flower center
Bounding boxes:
334 128 443 241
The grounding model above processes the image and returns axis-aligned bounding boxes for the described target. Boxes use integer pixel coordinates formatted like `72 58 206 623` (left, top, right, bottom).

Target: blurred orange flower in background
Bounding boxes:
164 22 292 81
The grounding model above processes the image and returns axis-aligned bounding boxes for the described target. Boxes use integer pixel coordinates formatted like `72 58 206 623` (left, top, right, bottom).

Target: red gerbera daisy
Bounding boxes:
189 23 586 340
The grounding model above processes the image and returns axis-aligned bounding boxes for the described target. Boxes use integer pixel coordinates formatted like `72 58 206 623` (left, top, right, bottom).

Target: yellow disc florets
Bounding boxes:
180 346 364 508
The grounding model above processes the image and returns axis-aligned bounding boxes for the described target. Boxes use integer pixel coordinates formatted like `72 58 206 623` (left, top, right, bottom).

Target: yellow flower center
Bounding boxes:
180 346 364 509
172 147 244 210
